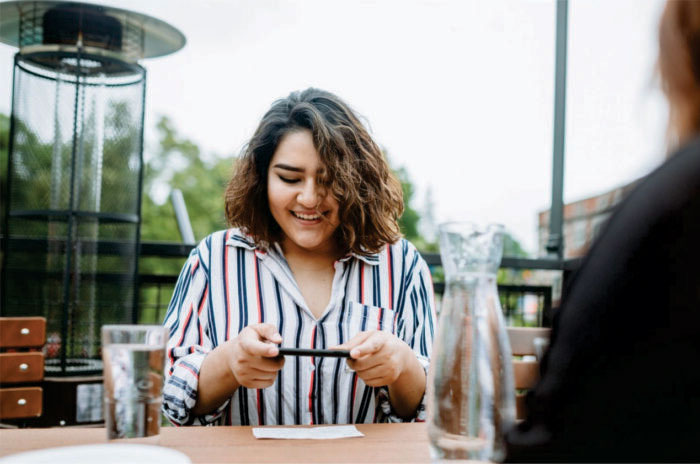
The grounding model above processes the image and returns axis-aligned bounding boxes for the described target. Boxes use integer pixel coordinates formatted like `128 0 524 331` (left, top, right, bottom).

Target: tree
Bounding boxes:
0 113 9 233
140 116 230 243
394 165 421 241
386 153 435 251
503 233 529 258
141 123 431 249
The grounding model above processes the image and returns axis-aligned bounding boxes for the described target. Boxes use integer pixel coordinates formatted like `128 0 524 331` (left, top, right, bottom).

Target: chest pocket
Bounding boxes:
344 301 397 340
321 302 397 376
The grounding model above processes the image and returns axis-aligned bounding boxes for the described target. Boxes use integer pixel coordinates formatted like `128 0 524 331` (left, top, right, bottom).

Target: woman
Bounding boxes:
162 88 436 426
505 2 700 461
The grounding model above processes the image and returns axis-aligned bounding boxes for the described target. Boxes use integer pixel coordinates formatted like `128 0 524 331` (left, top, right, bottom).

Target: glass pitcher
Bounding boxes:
427 222 515 462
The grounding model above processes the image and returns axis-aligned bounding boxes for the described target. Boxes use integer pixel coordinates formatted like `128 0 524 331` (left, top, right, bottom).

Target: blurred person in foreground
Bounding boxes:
162 88 435 426
506 2 700 461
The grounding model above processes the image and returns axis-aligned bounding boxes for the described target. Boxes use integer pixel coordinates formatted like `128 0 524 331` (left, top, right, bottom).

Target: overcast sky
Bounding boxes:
0 0 668 254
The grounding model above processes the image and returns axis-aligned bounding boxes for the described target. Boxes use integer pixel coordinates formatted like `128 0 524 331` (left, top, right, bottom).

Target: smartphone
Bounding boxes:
277 347 351 358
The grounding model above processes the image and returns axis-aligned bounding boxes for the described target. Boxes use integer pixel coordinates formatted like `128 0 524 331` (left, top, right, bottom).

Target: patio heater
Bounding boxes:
0 1 184 425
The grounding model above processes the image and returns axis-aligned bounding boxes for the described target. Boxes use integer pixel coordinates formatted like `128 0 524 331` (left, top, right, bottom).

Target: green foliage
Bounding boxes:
1 101 142 239
1 109 546 327
2 116 55 233
498 232 530 284
0 112 8 149
140 116 230 243
504 233 529 258
1 111 432 262
394 165 420 240
391 162 437 252
140 126 429 251
138 116 233 278
0 113 10 231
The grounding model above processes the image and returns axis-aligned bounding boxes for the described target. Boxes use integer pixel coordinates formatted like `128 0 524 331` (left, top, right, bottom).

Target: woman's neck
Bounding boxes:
280 239 342 272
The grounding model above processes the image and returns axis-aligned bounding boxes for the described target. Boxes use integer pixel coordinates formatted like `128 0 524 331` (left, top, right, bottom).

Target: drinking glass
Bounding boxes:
102 325 167 439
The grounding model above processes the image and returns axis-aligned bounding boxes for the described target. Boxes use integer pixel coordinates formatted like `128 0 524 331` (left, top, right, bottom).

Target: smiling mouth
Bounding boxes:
291 211 326 221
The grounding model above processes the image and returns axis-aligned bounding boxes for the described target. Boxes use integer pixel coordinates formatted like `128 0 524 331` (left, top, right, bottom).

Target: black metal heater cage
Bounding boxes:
1 49 146 376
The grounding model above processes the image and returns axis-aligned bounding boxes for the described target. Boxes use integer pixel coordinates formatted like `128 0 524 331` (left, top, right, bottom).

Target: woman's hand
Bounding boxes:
192 323 283 415
332 330 426 419
331 330 413 387
226 323 285 389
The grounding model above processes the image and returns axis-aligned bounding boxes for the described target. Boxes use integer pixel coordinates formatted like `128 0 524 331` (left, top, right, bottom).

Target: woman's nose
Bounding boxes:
297 181 320 208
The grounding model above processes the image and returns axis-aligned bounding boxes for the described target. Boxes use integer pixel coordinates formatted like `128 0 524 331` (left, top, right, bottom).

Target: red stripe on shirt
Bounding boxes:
177 304 194 347
198 285 209 343
198 285 209 316
308 325 317 424
180 363 199 379
169 303 194 367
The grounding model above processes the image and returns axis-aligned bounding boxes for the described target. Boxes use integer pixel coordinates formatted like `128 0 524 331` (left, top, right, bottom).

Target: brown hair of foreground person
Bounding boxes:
224 88 404 256
659 0 700 146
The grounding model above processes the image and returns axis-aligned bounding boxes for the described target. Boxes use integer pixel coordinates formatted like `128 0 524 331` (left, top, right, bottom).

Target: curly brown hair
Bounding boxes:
224 88 404 255
659 0 700 147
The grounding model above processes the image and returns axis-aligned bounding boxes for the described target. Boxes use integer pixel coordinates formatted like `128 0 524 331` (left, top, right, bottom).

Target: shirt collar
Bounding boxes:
225 230 257 251
225 229 380 266
338 251 380 266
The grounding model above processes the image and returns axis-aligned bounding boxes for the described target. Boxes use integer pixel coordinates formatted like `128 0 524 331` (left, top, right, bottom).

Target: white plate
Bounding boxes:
0 444 192 464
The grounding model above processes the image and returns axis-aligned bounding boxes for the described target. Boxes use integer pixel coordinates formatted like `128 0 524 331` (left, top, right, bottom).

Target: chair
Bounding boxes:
0 317 46 423
508 327 550 420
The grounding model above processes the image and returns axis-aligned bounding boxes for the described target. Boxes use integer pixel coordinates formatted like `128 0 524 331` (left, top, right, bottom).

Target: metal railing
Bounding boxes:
0 237 578 327
136 244 580 328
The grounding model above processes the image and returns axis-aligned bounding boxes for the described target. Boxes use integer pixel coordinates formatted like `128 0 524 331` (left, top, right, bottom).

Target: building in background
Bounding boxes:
538 180 640 258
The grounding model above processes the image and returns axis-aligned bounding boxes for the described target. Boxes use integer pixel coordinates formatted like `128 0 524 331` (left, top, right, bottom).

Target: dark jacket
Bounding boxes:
506 138 700 462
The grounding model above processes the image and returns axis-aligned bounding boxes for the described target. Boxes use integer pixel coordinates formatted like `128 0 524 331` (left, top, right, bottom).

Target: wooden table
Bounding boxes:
0 423 430 463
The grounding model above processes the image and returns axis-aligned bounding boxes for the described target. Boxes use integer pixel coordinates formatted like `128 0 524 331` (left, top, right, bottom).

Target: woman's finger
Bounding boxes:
255 356 285 372
355 363 390 380
347 355 382 373
245 365 281 378
239 332 279 357
244 379 277 389
330 330 371 351
349 332 386 358
253 323 283 344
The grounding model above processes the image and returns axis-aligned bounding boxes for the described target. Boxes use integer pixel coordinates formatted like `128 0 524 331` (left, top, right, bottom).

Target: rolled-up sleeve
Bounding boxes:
379 244 436 422
162 245 228 426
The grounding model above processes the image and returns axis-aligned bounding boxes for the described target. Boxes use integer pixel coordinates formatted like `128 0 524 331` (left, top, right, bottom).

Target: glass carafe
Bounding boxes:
427 222 515 462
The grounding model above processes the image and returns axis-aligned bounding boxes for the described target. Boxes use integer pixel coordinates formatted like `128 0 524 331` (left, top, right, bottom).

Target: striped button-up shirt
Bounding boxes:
162 229 436 426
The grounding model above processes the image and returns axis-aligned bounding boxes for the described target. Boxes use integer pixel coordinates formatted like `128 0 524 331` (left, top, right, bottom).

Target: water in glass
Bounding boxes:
102 326 166 439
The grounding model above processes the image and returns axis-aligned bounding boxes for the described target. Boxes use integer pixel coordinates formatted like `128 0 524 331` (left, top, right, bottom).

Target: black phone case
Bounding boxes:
277 347 351 358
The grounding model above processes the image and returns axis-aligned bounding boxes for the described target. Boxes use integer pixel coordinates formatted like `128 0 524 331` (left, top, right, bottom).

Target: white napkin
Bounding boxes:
252 425 364 440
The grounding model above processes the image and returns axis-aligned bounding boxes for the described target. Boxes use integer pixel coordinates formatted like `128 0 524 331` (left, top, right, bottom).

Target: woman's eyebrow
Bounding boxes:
272 163 304 173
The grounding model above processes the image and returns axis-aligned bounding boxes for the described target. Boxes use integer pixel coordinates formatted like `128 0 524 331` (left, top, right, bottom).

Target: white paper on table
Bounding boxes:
252 425 364 440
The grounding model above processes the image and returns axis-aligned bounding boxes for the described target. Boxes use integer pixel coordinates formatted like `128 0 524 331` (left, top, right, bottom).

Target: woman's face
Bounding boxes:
267 129 340 257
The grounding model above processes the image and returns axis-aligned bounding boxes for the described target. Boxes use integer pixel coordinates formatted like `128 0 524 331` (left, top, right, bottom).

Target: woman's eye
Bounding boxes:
279 176 300 184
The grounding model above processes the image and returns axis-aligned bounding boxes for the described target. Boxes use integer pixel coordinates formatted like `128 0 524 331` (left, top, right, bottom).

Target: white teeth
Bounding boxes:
292 211 322 220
